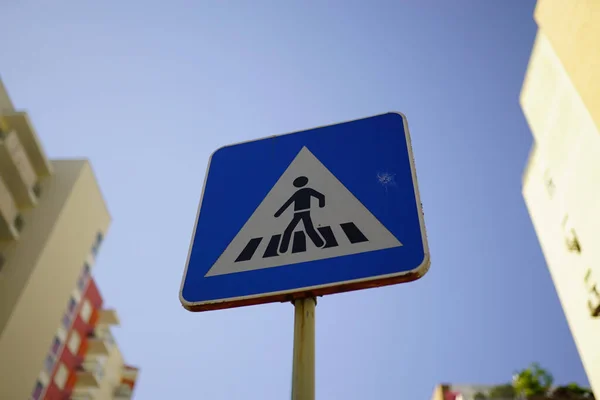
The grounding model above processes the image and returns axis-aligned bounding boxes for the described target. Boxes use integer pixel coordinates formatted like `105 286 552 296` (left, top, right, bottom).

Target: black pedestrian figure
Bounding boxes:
274 176 325 253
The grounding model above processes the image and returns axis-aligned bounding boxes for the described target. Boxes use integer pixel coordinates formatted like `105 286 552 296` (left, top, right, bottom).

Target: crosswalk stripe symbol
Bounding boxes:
233 222 367 263
205 147 402 277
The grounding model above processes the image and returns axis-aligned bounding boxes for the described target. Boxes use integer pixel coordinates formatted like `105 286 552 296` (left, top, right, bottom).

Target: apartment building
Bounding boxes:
0 79 139 399
520 0 600 397
30 273 140 400
430 384 504 400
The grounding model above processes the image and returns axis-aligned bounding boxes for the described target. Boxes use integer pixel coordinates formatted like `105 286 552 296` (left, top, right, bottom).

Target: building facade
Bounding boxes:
430 384 508 400
0 79 139 399
521 0 600 397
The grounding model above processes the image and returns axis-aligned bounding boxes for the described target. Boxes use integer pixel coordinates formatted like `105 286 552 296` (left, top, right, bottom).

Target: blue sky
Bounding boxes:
1 1 590 399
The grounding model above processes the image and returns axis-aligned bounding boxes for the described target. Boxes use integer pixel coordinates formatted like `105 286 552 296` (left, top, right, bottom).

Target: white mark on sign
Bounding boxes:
377 172 396 192
205 147 402 277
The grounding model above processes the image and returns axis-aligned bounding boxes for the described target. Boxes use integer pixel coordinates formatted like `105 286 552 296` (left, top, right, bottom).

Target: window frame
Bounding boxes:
80 299 92 323
51 336 61 356
53 363 69 390
67 330 82 355
67 297 77 315
44 353 56 374
31 380 44 400
77 263 91 291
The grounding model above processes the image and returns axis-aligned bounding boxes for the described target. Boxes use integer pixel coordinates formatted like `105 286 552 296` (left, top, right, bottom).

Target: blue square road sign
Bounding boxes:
180 112 430 311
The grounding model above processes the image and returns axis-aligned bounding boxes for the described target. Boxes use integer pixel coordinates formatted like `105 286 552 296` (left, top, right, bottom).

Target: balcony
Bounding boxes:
115 366 139 400
96 309 120 326
74 360 105 389
70 392 94 400
0 175 21 240
0 112 52 177
0 129 39 208
85 329 115 356
118 365 140 398
113 384 134 400
121 365 139 382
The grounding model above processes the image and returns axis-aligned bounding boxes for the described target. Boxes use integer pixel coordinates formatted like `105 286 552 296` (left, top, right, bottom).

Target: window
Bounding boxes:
543 170 555 197
545 178 555 197
80 299 92 323
584 269 593 287
588 288 600 317
31 380 44 400
77 263 91 291
32 182 41 199
51 336 61 355
54 363 68 390
585 269 600 317
565 231 581 253
44 354 56 374
561 216 581 253
91 231 104 256
14 214 24 232
67 297 77 316
62 313 71 329
67 331 81 355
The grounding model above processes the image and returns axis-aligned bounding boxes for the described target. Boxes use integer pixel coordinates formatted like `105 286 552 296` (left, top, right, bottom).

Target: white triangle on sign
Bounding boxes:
205 146 402 277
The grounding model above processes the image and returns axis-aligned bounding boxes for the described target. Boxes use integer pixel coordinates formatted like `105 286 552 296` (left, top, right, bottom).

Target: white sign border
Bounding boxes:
179 112 430 312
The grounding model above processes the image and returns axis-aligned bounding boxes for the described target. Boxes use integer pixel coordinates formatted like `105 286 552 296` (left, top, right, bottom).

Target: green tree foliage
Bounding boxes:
513 363 554 398
474 392 487 400
488 384 515 399
486 363 594 399
551 383 595 399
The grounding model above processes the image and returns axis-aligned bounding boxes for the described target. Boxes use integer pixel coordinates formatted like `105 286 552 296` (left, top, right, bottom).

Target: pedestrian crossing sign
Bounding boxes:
180 112 429 312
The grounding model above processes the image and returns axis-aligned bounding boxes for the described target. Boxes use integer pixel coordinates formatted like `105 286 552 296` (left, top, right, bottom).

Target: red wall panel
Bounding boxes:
43 278 104 400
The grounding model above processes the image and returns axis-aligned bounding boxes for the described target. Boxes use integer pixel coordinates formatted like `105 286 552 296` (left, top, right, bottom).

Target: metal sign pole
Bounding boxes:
291 297 316 400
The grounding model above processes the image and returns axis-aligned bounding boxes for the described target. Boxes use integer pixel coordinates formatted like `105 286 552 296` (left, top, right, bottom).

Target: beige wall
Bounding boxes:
72 339 129 400
521 31 600 397
0 160 111 400
534 0 600 132
430 384 445 400
0 79 15 114
96 343 125 400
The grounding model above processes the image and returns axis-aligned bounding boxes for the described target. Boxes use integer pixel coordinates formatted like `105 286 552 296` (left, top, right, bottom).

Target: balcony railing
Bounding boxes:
0 175 20 240
0 129 39 207
74 359 105 388
85 329 115 356
96 309 120 326
0 112 52 177
121 365 140 382
114 384 134 399
70 392 94 400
